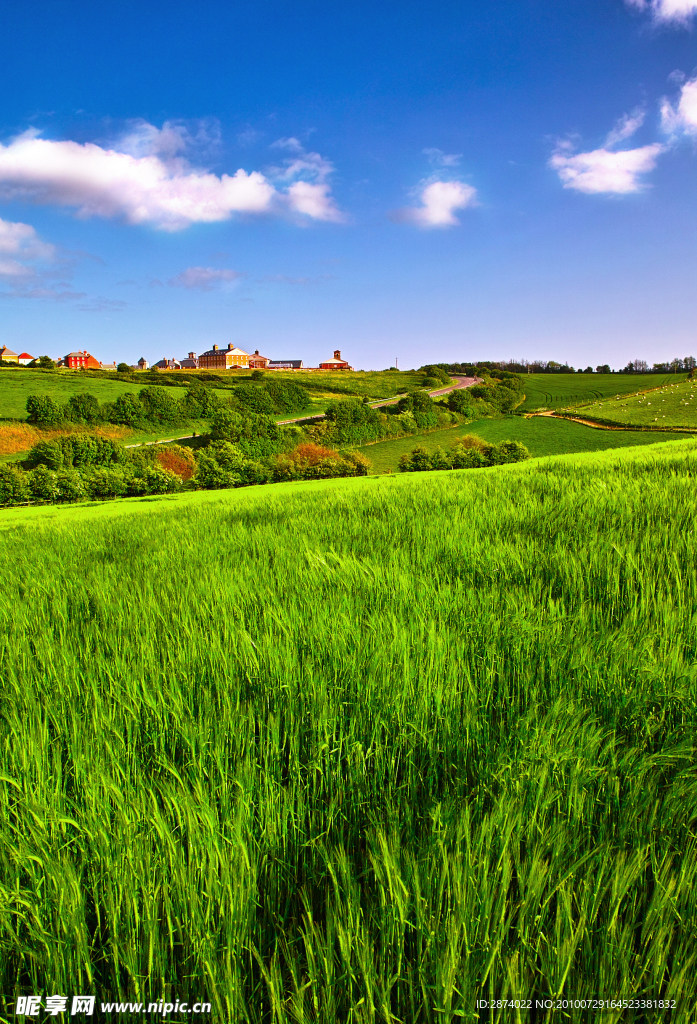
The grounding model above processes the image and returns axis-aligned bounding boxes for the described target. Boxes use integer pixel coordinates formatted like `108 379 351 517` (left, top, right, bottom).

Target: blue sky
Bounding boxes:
1 0 697 369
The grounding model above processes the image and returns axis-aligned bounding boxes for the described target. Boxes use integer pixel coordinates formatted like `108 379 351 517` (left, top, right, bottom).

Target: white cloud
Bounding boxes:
391 180 478 228
627 0 697 23
661 75 697 135
0 216 56 278
423 147 462 167
168 266 243 290
0 125 345 231
550 140 665 193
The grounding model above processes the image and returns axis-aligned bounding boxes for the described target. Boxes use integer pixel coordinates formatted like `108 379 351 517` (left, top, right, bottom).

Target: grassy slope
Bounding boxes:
574 376 697 429
1 441 697 1017
354 414 689 472
518 371 686 411
0 368 193 420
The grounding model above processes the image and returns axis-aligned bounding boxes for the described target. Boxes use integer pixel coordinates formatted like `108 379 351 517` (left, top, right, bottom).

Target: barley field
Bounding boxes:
1 443 697 1021
574 378 697 430
518 373 685 412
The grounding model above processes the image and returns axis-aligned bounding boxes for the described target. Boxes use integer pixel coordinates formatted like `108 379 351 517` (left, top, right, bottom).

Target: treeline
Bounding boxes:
428 359 697 375
25 379 310 429
0 432 370 507
398 437 530 473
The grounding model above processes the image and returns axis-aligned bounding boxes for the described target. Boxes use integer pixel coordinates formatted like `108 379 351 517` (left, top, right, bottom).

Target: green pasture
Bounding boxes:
2 441 697 1019
279 368 423 400
354 414 688 471
574 377 697 429
518 371 685 411
0 368 191 420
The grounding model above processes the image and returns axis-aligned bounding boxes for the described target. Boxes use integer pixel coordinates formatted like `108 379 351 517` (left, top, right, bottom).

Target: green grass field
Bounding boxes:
573 377 697 429
354 415 689 472
0 368 192 420
518 372 686 411
1 442 697 1020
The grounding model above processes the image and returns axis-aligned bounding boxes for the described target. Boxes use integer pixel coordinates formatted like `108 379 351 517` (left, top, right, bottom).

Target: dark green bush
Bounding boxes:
26 394 64 426
0 465 29 505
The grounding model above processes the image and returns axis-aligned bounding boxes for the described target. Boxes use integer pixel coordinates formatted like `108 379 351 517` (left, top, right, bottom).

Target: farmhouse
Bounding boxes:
0 346 19 364
268 359 304 370
18 352 35 365
249 349 271 369
198 344 250 370
319 350 352 370
153 358 181 370
64 350 101 369
137 357 149 370
100 362 117 371
180 351 199 369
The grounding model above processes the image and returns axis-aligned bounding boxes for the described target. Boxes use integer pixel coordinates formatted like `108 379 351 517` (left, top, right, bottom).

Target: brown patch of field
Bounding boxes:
0 421 132 455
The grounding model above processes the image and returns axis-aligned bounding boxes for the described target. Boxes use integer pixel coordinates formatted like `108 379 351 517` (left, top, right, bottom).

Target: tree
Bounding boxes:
250 369 265 380
111 392 145 426
117 362 131 373
138 386 182 424
37 355 56 369
596 364 611 374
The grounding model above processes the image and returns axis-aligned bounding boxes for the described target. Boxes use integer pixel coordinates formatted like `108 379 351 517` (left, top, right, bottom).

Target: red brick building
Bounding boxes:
64 350 101 369
319 349 352 370
249 349 271 369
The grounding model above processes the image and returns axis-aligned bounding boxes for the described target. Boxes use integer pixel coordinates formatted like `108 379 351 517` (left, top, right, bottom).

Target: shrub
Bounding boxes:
447 389 473 414
85 468 128 500
398 438 530 473
55 470 86 503
139 386 183 425
111 392 146 426
67 392 100 423
0 465 29 505
117 363 130 373
26 394 63 426
28 465 59 501
155 444 196 480
194 453 240 490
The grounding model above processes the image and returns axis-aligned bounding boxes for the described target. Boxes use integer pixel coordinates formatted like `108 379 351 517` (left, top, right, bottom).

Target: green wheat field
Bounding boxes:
1 440 697 1021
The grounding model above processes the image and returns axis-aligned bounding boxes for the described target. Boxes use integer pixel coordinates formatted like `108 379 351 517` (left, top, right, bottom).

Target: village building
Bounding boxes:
198 344 250 370
100 362 117 371
319 350 352 370
249 349 271 369
18 352 35 365
180 352 199 369
0 346 19 364
268 359 304 370
64 350 101 369
137 357 149 370
153 357 181 370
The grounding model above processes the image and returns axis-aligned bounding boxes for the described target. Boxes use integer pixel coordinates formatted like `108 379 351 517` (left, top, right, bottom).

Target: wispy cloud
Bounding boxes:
604 109 645 147
0 124 345 231
168 266 243 291
267 137 346 223
661 74 697 136
423 147 462 168
626 0 697 24
391 179 478 228
76 296 127 313
0 215 87 302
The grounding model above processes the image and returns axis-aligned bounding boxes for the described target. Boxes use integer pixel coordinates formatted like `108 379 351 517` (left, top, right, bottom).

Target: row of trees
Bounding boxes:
25 380 310 430
398 437 530 473
431 359 697 375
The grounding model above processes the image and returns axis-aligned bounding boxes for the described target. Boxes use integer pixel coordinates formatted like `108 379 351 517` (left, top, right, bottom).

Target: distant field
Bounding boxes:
354 415 688 472
519 372 686 411
573 377 697 429
0 369 192 420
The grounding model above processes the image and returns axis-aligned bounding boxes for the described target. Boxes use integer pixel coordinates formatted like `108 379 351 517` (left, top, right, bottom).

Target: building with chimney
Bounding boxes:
319 350 352 370
198 344 250 370
180 351 199 369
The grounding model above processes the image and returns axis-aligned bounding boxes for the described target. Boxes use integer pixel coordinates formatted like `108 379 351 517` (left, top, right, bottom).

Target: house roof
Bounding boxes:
18 352 34 359
269 359 303 367
0 347 18 356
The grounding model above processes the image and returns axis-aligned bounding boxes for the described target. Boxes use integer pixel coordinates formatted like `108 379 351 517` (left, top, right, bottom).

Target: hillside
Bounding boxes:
1 442 696 1017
